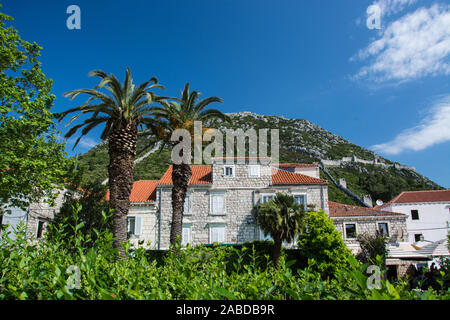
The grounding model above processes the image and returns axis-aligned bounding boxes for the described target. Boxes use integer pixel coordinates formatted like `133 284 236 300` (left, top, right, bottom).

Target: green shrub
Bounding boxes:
296 211 353 278
0 206 448 300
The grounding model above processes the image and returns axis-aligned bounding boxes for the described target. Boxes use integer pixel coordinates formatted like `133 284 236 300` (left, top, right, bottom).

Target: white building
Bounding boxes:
376 190 450 244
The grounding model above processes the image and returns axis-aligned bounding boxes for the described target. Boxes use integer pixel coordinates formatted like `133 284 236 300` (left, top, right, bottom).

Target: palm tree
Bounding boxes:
58 67 165 257
253 193 306 267
145 83 228 251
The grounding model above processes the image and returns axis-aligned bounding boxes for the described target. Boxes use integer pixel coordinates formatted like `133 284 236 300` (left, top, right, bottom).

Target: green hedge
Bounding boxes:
1 207 448 300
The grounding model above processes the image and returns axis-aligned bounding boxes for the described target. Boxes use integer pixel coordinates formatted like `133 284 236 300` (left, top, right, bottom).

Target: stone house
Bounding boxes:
328 201 429 278
0 189 67 240
124 158 329 249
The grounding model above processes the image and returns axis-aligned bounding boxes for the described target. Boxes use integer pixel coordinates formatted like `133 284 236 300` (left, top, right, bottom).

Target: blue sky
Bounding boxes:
3 0 450 188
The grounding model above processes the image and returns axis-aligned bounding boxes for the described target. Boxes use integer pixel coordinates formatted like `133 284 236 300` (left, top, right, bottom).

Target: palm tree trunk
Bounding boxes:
273 235 282 268
170 162 192 253
108 122 137 258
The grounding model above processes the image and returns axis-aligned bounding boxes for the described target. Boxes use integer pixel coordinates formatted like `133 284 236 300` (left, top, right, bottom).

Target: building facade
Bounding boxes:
125 159 329 249
376 190 450 243
328 201 429 278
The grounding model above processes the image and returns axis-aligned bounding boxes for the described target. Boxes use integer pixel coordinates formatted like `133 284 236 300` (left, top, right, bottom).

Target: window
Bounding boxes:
411 210 419 220
345 223 357 239
414 234 423 242
248 165 260 177
223 166 234 177
184 194 191 215
210 225 226 243
182 225 191 246
211 193 225 215
378 223 389 237
36 221 45 239
261 195 274 203
294 194 307 210
127 216 142 236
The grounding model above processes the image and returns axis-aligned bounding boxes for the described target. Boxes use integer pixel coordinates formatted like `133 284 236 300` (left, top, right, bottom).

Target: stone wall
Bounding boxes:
157 180 329 250
320 157 415 171
212 162 272 188
332 215 408 245
128 204 158 249
26 188 67 239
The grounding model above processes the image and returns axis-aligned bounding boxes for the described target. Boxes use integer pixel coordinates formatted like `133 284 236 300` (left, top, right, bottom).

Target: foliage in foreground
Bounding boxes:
0 9 69 210
0 207 448 300
297 210 353 278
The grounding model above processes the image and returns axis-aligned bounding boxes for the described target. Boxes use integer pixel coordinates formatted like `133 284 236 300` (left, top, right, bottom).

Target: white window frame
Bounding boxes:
377 221 390 237
344 223 357 240
181 224 192 246
127 216 142 237
210 191 226 215
223 165 235 178
248 165 261 178
209 224 226 244
292 193 308 211
260 193 275 204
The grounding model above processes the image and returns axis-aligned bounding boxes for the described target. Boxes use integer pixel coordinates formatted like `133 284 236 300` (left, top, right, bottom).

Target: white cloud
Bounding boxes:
353 4 450 83
371 95 450 154
374 0 419 17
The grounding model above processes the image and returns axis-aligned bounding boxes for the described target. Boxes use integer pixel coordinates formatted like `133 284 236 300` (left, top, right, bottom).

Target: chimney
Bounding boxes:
363 195 373 208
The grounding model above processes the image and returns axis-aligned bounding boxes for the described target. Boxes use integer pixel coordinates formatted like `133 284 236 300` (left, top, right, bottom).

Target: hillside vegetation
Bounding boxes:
77 112 442 205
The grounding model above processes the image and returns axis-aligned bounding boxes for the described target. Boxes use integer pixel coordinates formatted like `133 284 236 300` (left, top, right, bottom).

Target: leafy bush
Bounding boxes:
356 232 389 268
296 211 353 278
0 207 448 300
47 184 111 248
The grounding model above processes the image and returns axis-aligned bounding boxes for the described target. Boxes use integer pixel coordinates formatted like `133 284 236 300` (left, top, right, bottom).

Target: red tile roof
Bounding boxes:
329 201 405 217
157 164 326 186
107 163 327 200
158 165 212 185
377 190 450 208
106 180 158 203
271 168 327 185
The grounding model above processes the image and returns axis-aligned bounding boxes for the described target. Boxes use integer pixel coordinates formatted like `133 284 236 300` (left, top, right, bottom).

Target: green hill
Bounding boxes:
76 112 442 206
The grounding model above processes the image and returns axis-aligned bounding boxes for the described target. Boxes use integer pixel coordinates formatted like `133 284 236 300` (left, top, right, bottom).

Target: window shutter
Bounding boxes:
211 226 225 243
212 196 218 213
218 227 225 242
134 217 142 236
249 165 260 177
184 195 190 214
212 194 224 214
182 226 190 245
127 217 133 233
304 194 308 210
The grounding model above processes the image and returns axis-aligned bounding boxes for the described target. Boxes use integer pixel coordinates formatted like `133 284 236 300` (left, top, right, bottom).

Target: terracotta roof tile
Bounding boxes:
106 180 158 203
158 165 212 185
271 168 327 185
377 190 450 208
329 201 405 217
